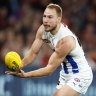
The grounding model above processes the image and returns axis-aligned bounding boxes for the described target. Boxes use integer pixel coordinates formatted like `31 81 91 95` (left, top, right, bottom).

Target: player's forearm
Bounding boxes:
25 66 53 78
13 52 66 78
24 52 64 78
22 52 38 68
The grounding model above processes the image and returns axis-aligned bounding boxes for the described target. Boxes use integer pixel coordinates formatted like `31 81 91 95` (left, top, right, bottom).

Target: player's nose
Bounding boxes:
43 17 49 23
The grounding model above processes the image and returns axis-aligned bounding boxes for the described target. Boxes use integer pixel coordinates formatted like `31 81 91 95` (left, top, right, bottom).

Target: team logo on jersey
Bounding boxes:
43 39 50 43
74 78 80 82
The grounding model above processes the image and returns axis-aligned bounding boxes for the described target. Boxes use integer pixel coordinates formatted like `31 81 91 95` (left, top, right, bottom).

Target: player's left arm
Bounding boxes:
5 36 76 78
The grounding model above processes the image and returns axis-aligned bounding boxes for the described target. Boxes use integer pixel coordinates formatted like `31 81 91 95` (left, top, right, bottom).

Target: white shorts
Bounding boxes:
56 69 93 94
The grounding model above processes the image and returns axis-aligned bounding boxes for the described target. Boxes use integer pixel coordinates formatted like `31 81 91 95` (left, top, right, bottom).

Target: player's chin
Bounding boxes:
45 29 49 32
45 28 51 32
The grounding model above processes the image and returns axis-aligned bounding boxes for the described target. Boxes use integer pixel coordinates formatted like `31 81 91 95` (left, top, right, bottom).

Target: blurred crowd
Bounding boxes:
0 0 96 69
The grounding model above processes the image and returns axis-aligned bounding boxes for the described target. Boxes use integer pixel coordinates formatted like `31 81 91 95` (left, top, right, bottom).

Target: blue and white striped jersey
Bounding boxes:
42 23 91 78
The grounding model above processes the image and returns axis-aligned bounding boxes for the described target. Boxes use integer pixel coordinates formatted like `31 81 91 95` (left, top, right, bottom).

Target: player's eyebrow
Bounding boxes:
43 14 53 17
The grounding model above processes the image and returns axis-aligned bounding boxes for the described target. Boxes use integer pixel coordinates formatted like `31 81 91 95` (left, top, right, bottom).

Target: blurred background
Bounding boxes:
0 0 96 96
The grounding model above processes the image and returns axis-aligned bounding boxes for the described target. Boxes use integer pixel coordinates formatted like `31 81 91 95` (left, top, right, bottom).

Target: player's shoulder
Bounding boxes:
37 24 44 33
55 36 76 56
36 24 44 38
56 36 75 48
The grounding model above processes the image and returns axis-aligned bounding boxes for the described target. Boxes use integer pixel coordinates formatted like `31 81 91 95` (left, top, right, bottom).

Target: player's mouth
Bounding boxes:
44 24 50 28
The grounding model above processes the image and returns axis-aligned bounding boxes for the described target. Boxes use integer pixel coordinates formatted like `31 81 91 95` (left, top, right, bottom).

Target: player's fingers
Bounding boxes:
5 71 12 74
5 71 24 78
5 71 16 75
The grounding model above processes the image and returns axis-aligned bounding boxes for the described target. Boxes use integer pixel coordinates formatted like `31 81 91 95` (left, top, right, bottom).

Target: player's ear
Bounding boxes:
58 17 62 23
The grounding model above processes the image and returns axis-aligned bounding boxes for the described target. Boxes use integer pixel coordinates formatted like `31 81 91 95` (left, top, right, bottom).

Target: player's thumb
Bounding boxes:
19 69 24 74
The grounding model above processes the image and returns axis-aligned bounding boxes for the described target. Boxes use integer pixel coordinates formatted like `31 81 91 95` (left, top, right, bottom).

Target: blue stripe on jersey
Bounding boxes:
66 55 79 73
62 62 69 74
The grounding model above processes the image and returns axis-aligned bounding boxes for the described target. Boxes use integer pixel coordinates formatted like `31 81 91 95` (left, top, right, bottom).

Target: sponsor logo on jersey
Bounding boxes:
74 78 80 82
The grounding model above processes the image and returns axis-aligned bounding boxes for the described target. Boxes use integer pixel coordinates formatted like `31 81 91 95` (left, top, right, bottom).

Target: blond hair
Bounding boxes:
46 3 62 17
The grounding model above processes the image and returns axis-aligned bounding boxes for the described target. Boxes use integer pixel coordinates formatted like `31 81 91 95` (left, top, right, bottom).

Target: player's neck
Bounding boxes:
50 23 61 35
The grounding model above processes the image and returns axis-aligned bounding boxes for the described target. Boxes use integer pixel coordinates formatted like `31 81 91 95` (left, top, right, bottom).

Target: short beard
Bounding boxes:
45 24 57 32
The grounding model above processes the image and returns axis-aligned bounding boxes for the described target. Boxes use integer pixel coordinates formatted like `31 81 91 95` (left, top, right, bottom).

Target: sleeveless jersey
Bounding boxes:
42 23 91 78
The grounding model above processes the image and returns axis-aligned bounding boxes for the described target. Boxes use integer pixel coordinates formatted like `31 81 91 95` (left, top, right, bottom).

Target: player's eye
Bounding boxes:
43 15 46 17
48 16 53 19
